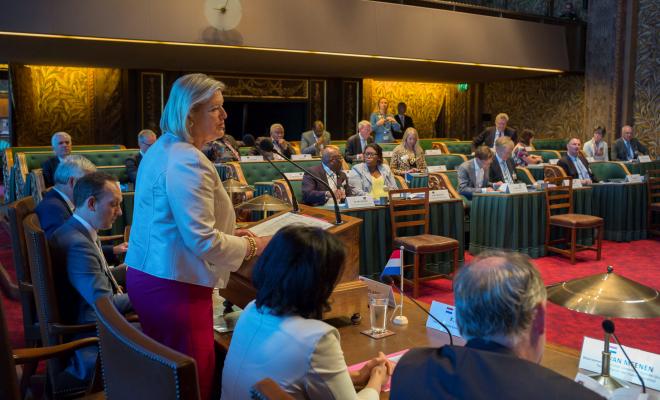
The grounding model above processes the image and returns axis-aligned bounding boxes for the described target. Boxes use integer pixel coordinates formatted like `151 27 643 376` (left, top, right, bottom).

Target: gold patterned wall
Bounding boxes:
483 74 584 140
633 0 659 157
362 79 457 138
11 65 123 146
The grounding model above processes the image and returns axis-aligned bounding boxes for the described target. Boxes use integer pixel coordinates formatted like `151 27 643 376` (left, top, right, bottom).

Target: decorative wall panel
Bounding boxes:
309 80 326 125
11 65 123 146
633 0 659 157
140 72 163 134
342 80 359 136
483 75 584 139
215 75 308 99
362 79 454 138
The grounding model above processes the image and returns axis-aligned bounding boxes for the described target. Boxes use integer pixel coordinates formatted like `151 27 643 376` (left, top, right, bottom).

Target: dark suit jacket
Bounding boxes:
250 137 294 160
489 156 518 184
301 164 351 206
393 114 414 139
612 138 648 161
36 189 119 263
558 154 596 182
472 126 518 149
344 134 374 163
391 339 602 400
49 217 132 381
124 153 142 184
41 156 60 187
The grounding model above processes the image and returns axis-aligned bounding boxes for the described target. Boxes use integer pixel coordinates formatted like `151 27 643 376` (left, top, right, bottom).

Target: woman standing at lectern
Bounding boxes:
125 73 270 400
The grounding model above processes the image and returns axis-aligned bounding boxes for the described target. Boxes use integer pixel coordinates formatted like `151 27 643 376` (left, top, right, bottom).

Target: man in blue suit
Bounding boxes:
36 155 126 262
49 172 132 383
41 131 73 187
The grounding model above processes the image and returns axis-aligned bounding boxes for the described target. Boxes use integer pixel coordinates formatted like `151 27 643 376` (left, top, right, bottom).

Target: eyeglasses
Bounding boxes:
364 152 378 158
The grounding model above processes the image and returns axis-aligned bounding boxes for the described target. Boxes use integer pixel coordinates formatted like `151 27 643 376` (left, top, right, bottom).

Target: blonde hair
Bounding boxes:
398 127 423 156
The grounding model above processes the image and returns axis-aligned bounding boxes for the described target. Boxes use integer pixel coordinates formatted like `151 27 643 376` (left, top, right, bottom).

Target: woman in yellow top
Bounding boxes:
347 143 399 198
390 127 427 176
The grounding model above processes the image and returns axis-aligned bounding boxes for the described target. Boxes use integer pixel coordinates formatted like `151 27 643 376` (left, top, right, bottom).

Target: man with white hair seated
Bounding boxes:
391 251 602 399
42 131 72 187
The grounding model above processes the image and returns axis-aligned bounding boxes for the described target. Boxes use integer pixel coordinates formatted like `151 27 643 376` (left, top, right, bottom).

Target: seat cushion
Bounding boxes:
550 213 603 228
394 234 458 254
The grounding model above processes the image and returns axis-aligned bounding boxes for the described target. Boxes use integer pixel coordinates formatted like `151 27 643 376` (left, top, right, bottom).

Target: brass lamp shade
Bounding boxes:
236 194 292 212
546 266 660 319
223 178 254 193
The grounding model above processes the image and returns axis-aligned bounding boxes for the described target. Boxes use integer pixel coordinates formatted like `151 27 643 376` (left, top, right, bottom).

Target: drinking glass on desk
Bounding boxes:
369 295 388 335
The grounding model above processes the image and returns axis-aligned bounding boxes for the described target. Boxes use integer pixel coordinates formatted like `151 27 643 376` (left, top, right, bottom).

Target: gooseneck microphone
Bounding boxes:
253 142 300 214
242 134 256 147
382 276 454 346
259 138 343 225
602 320 646 393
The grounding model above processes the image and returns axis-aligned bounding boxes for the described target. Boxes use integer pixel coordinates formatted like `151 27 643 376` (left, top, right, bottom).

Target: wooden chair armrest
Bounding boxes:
13 337 99 365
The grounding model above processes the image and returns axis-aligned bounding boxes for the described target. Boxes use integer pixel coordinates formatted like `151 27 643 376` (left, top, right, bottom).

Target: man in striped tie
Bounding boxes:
50 172 132 385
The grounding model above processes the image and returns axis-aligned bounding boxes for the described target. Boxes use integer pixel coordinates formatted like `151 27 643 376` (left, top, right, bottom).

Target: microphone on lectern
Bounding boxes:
381 276 454 346
259 138 343 225
602 320 646 393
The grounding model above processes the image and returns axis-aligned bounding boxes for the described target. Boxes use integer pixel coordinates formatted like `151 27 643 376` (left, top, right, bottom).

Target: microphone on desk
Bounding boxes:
602 320 646 393
253 141 300 214
259 138 343 225
381 275 454 346
242 134 256 147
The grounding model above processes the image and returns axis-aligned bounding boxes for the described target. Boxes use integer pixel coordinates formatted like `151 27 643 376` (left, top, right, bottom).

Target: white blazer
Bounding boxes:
125 132 246 288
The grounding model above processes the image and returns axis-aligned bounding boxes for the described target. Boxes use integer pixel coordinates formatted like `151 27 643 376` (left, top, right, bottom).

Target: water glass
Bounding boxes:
369 296 388 334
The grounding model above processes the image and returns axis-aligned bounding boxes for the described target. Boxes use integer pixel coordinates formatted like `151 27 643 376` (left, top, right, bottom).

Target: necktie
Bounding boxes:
501 161 513 184
475 164 484 188
360 139 366 153
95 239 123 294
573 157 590 180
625 141 634 160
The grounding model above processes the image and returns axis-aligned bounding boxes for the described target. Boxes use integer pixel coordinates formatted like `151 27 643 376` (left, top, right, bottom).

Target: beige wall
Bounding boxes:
0 0 569 71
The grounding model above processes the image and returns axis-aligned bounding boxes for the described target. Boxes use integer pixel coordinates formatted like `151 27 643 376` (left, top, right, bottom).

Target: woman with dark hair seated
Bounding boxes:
347 143 398 198
512 129 543 166
221 226 393 400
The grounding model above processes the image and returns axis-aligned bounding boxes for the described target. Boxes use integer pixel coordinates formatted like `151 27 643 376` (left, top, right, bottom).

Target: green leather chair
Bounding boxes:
426 154 467 171
441 170 470 209
418 138 457 150
444 141 473 155
533 138 568 150
515 167 536 185
589 161 631 182
529 150 562 163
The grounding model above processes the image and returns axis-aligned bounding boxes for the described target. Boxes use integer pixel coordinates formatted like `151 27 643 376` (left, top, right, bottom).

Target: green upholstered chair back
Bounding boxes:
529 150 562 163
589 162 630 181
379 143 398 152
329 141 347 155
97 165 129 183
238 147 252 156
532 138 568 150
440 170 470 208
444 141 473 155
418 138 458 150
19 149 139 172
425 154 467 171
515 167 536 185
234 159 322 185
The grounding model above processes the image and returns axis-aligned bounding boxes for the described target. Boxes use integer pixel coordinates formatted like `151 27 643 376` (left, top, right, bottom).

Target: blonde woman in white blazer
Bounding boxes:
125 73 270 400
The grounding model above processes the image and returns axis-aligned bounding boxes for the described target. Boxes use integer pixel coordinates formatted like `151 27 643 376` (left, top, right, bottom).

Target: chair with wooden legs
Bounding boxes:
388 187 460 298
648 169 660 236
544 177 604 264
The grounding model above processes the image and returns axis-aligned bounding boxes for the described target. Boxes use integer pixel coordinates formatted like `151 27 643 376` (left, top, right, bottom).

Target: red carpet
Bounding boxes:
417 239 660 354
1 224 659 354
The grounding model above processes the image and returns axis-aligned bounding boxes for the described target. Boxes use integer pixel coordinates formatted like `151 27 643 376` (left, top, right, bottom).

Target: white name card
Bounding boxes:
426 301 461 338
626 174 643 183
429 189 451 202
638 155 652 163
507 183 529 194
579 336 660 391
346 195 376 208
525 146 534 151
586 157 596 163
563 179 583 188
427 165 447 173
240 155 263 162
549 159 559 165
273 154 284 161
291 154 312 160
382 151 393 157
283 172 304 180
425 149 443 155
358 276 396 307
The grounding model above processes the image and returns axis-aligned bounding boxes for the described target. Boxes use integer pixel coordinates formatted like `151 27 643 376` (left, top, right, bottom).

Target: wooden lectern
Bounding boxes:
219 205 368 320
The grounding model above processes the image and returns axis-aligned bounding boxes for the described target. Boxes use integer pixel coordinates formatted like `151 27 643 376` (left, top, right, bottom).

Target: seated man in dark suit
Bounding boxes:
49 172 132 384
300 120 331 156
344 120 374 163
125 129 157 184
472 113 517 150
250 123 295 160
41 131 73 187
393 102 414 140
489 136 518 188
558 137 595 184
302 147 352 206
391 251 601 400
457 146 495 199
612 125 649 161
36 156 126 262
